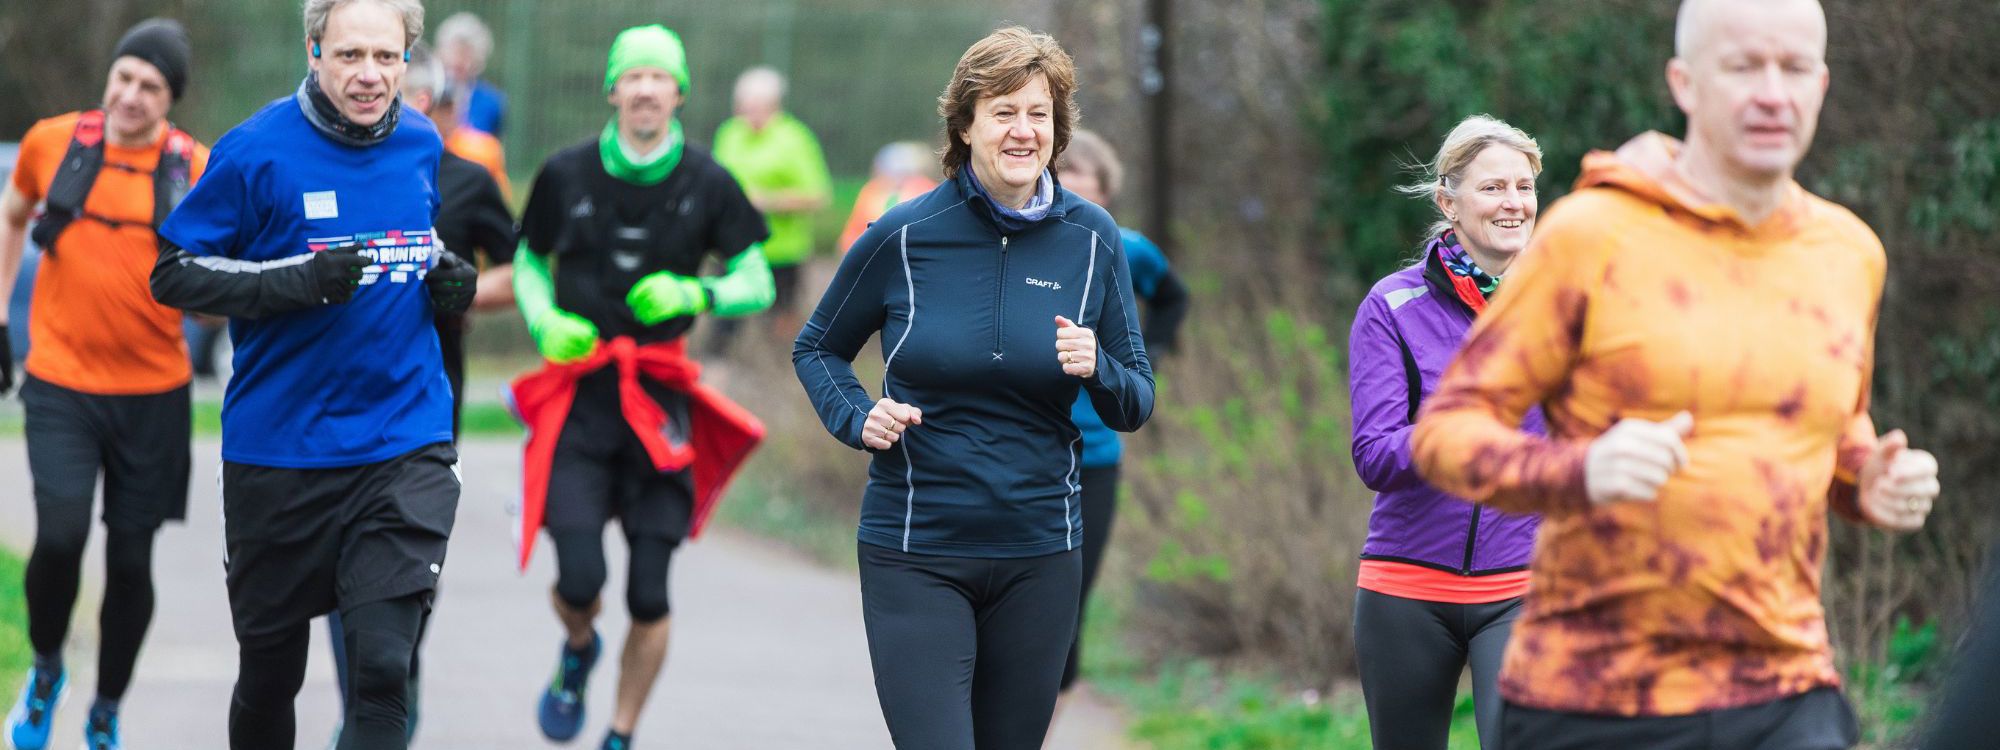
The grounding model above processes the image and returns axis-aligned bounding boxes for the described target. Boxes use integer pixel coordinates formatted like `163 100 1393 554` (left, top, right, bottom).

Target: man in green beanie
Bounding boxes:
512 23 772 750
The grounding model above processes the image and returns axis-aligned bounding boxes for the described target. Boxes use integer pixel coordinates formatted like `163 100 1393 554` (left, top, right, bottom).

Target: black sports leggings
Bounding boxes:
859 542 1080 750
1061 464 1119 690
1353 588 1521 750
550 529 678 622
230 594 427 750
24 504 155 701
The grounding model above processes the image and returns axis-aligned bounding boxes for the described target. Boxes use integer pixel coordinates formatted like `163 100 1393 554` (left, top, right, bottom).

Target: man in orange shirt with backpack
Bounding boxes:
0 18 209 750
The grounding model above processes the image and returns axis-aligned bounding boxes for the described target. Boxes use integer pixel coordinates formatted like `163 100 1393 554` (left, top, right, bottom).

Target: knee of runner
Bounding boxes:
347 628 416 701
555 574 605 611
29 505 93 558
627 586 670 623
234 643 310 698
101 527 156 582
625 536 676 623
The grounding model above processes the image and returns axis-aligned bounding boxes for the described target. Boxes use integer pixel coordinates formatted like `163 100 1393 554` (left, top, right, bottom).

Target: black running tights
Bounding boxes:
24 504 155 700
229 594 427 750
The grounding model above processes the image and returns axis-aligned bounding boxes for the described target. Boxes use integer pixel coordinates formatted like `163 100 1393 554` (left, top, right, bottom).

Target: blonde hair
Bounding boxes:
304 0 425 50
1057 129 1124 201
937 27 1078 179
1399 114 1543 241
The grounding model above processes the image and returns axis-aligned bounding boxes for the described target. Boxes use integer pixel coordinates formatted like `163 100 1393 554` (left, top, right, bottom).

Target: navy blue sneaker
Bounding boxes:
601 730 632 750
536 632 601 742
5 666 65 750
80 710 119 750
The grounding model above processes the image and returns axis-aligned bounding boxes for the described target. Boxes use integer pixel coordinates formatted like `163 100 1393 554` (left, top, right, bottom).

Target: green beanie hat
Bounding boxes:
605 24 691 96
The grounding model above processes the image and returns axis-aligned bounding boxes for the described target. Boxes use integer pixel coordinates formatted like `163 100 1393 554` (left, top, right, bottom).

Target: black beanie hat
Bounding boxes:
113 18 192 101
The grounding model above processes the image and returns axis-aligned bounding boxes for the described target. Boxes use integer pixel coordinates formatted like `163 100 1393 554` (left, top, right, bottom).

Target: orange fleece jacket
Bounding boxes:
1412 132 1886 716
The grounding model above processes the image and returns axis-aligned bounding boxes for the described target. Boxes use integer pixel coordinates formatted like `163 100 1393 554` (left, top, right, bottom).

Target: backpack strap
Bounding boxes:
153 128 196 227
28 111 108 253
28 112 194 255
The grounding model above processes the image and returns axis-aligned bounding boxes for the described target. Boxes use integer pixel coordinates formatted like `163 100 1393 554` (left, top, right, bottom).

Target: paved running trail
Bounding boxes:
0 435 1130 748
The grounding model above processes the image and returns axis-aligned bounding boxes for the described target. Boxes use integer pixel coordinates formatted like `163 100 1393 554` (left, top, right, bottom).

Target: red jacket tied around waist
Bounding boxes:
509 337 763 571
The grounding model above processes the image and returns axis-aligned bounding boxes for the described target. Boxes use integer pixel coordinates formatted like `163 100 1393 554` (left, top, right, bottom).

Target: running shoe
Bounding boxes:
79 710 118 750
536 632 601 742
5 666 66 750
601 730 632 750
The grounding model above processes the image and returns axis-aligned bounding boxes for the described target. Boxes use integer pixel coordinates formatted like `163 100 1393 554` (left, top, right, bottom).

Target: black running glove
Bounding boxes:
313 245 372 304
0 324 13 396
427 247 477 315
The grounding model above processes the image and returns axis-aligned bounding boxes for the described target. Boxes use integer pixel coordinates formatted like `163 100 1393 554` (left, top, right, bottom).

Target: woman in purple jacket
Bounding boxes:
1346 115 1543 750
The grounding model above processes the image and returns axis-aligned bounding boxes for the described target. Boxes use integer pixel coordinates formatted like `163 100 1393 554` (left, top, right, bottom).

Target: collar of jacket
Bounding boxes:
953 166 1068 234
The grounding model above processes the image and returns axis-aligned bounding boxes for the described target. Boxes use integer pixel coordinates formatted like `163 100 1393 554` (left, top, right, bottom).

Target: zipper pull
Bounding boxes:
1001 236 1009 249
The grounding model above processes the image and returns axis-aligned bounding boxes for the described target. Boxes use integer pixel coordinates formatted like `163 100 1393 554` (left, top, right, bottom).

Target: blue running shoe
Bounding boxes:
80 710 119 750
536 632 601 742
5 666 66 750
601 730 632 750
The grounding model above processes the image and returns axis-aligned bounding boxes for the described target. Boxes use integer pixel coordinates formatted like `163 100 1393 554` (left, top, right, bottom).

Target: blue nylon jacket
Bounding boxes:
794 169 1154 557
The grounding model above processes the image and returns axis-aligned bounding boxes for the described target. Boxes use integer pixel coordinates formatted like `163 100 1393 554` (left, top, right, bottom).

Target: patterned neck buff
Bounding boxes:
1432 230 1500 313
296 71 400 147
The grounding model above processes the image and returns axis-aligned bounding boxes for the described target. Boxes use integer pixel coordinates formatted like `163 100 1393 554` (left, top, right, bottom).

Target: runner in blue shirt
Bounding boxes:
149 2 474 748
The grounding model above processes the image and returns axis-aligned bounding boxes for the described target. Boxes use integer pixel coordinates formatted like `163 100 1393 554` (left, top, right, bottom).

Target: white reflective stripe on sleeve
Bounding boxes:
186 251 316 274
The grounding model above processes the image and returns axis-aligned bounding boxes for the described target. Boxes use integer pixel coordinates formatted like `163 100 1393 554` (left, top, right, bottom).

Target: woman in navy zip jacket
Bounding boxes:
793 27 1152 749
1345 115 1544 750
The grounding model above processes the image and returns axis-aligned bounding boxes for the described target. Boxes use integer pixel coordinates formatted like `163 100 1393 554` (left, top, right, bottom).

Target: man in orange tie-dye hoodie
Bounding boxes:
1410 1 1944 747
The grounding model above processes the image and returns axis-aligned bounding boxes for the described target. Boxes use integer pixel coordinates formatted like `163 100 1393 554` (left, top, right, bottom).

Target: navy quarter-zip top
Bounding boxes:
794 169 1154 558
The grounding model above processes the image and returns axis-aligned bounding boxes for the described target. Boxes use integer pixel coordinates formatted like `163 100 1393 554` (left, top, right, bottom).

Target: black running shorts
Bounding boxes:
21 374 191 530
544 369 695 540
221 442 460 647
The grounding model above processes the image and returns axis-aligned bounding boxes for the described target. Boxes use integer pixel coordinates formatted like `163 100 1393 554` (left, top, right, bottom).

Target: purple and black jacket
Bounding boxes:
1347 248 1542 575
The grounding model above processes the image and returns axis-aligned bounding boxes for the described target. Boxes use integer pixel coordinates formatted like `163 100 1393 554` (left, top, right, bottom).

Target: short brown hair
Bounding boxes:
937 27 1078 179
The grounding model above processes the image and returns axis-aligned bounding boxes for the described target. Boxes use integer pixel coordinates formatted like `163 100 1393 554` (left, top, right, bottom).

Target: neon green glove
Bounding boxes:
707 244 776 317
530 309 600 364
512 247 600 363
626 271 711 325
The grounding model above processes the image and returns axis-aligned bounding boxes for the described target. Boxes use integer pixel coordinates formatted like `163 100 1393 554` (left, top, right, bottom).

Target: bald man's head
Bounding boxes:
1675 0 1827 61
1667 0 1831 186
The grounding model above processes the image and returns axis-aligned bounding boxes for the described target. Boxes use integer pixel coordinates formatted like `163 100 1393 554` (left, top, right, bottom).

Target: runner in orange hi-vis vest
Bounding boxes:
416 64 512 202
838 141 936 253
1411 1 1943 747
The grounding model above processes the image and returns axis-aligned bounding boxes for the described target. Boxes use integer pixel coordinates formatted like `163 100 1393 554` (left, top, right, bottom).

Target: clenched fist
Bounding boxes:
1585 411 1693 505
1054 316 1097 379
862 398 923 450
